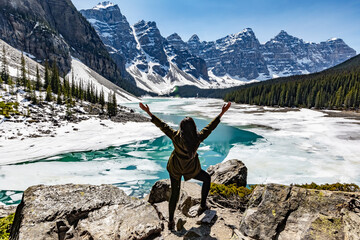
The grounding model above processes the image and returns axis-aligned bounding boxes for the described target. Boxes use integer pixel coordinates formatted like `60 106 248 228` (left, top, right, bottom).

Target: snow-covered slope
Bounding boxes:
0 39 137 102
67 58 138 102
0 39 44 81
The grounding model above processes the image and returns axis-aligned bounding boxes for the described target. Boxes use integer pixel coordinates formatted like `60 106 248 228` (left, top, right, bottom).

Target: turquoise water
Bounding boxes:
0 113 261 205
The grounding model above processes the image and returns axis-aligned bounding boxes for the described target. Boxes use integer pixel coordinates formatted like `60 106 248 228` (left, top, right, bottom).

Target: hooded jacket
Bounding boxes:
151 114 220 181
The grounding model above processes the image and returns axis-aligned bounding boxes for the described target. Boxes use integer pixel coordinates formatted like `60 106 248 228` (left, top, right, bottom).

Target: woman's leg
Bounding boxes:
193 169 211 208
169 175 181 223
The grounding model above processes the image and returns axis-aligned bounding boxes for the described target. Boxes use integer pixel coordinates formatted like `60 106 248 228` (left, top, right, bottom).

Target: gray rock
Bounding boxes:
148 179 172 204
207 159 247 187
10 184 162 240
0 205 17 218
176 217 186 231
239 184 360 240
184 227 203 239
147 179 201 217
188 204 201 218
197 210 217 224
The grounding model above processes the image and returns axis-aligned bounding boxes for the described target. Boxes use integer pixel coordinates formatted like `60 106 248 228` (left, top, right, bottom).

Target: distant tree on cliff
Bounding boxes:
45 85 52 102
99 88 105 110
51 62 60 94
20 53 27 87
35 65 42 91
1 46 8 83
107 91 117 117
44 60 50 89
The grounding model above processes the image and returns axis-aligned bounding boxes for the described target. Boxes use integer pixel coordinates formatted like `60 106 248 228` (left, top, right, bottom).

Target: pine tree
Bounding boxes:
57 92 62 105
21 53 27 87
51 62 60 94
44 60 50 89
79 81 84 101
71 72 76 97
45 85 52 102
8 76 14 93
0 75 3 89
112 91 117 116
35 65 42 90
107 92 113 117
1 46 8 82
99 88 105 110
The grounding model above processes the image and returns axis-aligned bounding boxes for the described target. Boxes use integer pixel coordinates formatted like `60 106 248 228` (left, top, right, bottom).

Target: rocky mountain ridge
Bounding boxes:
81 2 356 94
0 0 141 95
81 4 216 94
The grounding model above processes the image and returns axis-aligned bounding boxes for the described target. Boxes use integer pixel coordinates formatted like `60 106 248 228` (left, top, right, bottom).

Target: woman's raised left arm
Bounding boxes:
139 103 176 139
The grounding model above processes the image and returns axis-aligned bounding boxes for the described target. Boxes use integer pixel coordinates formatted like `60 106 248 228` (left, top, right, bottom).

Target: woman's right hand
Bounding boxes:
139 103 152 116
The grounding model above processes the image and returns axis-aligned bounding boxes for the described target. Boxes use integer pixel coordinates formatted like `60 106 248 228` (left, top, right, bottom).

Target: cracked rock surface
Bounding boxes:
10 184 162 240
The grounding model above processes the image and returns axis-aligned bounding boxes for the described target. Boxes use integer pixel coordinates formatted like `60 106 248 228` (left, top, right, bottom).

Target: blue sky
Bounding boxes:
72 0 360 53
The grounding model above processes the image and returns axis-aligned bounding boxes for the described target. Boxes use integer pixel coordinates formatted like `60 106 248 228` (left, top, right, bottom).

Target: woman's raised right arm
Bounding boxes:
198 102 231 142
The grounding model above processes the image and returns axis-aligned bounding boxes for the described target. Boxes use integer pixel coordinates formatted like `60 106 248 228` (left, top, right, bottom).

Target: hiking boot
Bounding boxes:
197 205 210 216
168 219 175 231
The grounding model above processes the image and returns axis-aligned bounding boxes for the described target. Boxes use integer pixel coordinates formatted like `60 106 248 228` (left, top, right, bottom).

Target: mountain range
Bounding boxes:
80 1 356 94
0 0 357 96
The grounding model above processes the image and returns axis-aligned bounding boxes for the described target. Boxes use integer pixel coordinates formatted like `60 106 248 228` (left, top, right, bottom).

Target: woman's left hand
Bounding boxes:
219 102 231 117
139 103 152 116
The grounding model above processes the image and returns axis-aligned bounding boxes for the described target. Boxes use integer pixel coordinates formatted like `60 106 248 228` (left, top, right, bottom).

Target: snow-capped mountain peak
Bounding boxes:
93 1 116 10
327 37 341 42
241 27 255 35
188 34 200 43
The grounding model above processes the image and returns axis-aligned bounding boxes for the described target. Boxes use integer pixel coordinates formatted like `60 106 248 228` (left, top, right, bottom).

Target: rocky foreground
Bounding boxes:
3 160 360 239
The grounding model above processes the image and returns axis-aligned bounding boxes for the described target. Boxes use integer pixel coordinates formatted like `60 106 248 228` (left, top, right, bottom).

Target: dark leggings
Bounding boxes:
169 170 211 222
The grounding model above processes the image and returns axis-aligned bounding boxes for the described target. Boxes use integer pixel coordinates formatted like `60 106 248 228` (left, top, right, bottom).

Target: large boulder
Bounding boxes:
147 179 202 218
207 159 247 187
10 184 163 240
240 184 360 240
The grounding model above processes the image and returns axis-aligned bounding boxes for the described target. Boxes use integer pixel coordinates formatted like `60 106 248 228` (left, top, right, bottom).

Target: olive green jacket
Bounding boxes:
151 114 220 181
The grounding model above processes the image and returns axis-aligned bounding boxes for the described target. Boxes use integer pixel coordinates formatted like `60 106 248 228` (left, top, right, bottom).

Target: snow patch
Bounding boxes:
92 1 115 10
67 58 138 103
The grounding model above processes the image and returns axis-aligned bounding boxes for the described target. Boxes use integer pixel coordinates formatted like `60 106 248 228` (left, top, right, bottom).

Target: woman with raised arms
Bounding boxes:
139 101 231 230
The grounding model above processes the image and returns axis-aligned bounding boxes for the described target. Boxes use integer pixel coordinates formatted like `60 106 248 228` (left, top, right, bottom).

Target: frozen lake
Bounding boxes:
1 97 360 205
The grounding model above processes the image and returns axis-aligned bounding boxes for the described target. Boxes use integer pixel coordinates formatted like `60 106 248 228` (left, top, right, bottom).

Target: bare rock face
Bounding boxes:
0 205 16 218
10 184 163 240
262 30 357 76
207 159 247 187
0 0 136 94
240 184 360 240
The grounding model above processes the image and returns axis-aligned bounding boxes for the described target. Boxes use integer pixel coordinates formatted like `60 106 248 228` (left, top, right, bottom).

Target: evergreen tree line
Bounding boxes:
224 55 360 109
0 46 118 116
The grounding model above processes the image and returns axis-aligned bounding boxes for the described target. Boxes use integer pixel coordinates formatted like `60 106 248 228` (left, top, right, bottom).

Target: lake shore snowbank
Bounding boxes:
0 117 162 165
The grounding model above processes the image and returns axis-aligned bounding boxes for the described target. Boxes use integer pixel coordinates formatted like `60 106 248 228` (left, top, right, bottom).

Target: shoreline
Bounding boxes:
0 117 162 165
